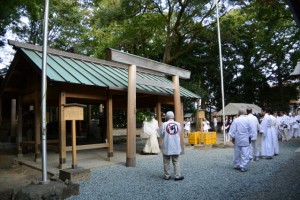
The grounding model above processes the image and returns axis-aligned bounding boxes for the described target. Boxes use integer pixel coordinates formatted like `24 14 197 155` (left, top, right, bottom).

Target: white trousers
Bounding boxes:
249 140 259 159
233 145 250 169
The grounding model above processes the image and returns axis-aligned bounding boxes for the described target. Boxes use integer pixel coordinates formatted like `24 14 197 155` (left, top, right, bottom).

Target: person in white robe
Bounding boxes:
141 115 160 155
203 118 211 132
278 111 290 141
184 117 191 138
230 109 255 172
270 111 279 155
290 113 299 138
247 108 260 162
260 108 274 159
296 113 300 137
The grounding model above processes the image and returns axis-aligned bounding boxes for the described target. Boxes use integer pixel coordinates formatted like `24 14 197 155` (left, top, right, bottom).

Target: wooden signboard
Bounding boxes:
64 103 85 121
198 110 205 119
63 103 86 169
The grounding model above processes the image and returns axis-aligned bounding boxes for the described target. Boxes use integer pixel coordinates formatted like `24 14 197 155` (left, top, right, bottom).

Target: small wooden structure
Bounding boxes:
0 40 200 168
64 103 86 169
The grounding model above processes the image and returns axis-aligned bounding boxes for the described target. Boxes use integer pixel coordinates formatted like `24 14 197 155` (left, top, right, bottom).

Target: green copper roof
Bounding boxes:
20 48 200 98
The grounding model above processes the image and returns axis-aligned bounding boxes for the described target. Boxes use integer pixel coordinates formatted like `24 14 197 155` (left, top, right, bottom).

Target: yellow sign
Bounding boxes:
64 106 84 120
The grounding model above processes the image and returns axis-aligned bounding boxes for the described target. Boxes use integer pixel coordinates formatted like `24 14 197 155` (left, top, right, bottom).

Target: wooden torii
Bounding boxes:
105 49 191 167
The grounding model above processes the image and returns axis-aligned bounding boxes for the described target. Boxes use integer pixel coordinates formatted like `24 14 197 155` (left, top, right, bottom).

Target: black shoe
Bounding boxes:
240 168 247 172
164 176 171 180
274 154 279 156
174 176 184 181
234 167 240 170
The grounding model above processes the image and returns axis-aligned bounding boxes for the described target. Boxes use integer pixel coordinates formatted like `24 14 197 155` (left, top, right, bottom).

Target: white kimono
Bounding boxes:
260 114 274 157
141 118 160 154
270 115 279 155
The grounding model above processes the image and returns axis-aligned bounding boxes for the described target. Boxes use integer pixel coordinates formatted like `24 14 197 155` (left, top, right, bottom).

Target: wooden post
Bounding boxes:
172 75 184 154
34 92 41 162
0 98 2 126
10 99 17 142
59 92 67 169
127 64 136 167
17 96 23 157
106 93 113 161
156 102 162 126
71 120 77 169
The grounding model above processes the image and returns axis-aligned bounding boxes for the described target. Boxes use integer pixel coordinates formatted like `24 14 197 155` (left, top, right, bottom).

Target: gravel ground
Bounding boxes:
67 138 300 200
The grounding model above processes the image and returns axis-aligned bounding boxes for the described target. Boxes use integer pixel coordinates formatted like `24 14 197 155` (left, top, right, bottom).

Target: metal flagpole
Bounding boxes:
215 0 226 145
41 0 50 184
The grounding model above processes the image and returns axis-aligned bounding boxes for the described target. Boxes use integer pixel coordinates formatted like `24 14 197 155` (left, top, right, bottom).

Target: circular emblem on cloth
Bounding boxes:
165 122 179 135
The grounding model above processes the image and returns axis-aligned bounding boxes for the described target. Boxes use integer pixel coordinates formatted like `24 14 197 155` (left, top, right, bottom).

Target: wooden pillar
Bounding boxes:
10 99 17 142
106 93 113 161
71 120 77 169
0 98 2 126
34 91 41 162
17 96 23 157
59 92 67 169
172 75 184 154
156 102 162 126
126 64 136 167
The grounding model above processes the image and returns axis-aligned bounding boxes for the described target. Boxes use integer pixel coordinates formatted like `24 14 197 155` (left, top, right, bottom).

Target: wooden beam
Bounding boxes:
105 48 191 79
65 92 107 100
66 143 109 151
136 77 174 89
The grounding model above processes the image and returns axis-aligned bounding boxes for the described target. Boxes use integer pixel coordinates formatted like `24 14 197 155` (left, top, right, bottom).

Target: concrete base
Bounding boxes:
59 167 91 182
295 147 300 155
11 180 79 200
194 144 212 150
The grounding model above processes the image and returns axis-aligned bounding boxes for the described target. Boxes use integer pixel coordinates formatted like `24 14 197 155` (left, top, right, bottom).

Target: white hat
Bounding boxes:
166 111 174 119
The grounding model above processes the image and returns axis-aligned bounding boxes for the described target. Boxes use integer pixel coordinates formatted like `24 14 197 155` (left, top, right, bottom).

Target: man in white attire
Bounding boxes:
270 110 279 156
290 112 300 138
230 109 255 172
278 111 290 141
260 108 274 159
246 108 260 162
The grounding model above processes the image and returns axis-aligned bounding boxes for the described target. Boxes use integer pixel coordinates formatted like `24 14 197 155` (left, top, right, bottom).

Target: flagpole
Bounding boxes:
41 0 50 184
216 0 226 145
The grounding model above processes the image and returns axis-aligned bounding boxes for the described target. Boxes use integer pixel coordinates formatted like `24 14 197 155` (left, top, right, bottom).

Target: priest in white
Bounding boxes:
270 110 279 156
246 108 260 161
230 109 255 172
260 108 274 159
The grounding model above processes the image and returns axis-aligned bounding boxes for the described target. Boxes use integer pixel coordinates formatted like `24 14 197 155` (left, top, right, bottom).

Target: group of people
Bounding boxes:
140 111 184 181
229 107 300 172
276 111 300 141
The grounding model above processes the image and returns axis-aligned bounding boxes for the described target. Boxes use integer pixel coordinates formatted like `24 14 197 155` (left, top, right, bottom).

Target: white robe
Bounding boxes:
270 115 279 155
229 115 254 169
260 114 274 157
141 119 160 154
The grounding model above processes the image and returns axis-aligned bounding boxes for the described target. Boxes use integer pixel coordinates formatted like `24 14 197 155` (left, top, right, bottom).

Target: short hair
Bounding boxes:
166 111 174 120
246 108 252 114
238 109 246 115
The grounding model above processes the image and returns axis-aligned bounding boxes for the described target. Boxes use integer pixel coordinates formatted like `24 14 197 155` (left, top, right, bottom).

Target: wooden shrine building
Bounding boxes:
0 40 200 168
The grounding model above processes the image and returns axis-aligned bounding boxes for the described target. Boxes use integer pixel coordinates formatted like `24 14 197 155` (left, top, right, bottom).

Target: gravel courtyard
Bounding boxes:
67 137 300 200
